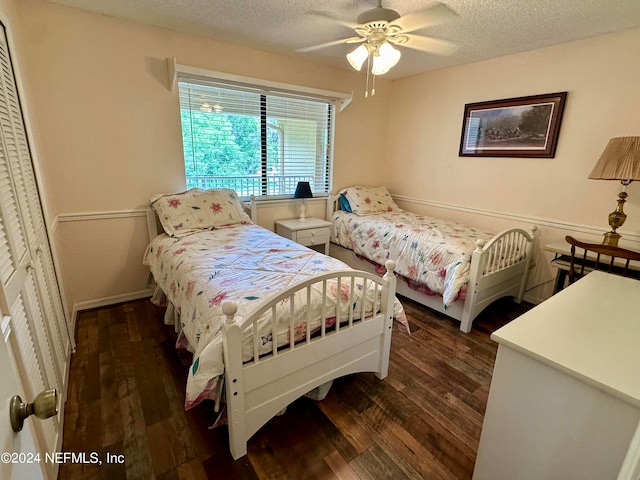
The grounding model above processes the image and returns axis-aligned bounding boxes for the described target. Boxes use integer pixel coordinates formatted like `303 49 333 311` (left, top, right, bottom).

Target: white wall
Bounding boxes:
386 27 640 302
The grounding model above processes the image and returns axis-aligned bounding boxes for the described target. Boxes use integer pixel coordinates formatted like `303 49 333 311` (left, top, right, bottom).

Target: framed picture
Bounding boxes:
459 91 567 158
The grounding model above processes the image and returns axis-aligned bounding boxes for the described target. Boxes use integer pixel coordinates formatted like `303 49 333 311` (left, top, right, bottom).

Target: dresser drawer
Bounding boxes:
295 227 330 246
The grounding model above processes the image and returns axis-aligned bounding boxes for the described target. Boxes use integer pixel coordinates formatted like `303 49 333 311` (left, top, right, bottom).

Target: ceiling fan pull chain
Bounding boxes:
371 73 376 96
365 52 371 97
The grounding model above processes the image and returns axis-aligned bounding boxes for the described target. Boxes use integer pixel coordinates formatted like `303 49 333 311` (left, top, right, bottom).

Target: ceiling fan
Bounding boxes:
297 1 459 77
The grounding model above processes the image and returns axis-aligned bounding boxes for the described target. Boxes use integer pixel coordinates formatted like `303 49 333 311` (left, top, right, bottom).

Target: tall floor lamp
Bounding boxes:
293 181 313 222
588 136 640 246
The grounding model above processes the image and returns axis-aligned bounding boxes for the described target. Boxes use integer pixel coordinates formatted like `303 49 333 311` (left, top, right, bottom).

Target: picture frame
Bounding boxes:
459 91 567 158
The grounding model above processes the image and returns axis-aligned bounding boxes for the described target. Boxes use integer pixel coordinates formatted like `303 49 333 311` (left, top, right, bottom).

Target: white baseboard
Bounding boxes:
523 292 546 305
70 289 154 335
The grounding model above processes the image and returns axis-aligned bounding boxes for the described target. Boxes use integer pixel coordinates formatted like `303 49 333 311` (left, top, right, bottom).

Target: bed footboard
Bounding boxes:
326 192 537 333
461 226 537 332
221 261 397 460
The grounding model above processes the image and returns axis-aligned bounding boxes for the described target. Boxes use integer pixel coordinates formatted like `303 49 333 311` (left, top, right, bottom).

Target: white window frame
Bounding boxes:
168 58 352 199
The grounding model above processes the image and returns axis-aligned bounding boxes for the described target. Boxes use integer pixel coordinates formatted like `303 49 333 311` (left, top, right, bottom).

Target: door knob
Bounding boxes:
10 389 58 432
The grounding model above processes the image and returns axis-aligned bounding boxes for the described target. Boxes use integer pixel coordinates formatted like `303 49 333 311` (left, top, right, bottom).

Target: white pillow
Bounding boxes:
151 188 251 237
340 186 399 215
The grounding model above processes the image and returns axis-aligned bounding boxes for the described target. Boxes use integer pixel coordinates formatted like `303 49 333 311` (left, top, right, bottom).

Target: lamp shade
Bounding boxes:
346 44 369 71
293 181 313 199
589 136 640 181
371 42 401 76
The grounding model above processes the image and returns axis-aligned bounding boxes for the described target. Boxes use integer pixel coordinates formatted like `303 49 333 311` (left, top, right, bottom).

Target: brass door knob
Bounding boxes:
10 389 58 432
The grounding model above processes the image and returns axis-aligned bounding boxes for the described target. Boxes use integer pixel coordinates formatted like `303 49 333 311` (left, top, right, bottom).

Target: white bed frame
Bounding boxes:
145 207 398 460
221 264 397 459
326 194 537 333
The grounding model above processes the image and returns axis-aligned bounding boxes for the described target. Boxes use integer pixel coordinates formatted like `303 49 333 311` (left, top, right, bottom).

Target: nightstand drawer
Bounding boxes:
275 217 332 255
296 227 330 246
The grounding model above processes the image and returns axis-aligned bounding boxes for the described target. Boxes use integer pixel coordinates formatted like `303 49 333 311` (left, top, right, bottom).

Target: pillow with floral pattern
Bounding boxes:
151 188 251 237
340 186 399 215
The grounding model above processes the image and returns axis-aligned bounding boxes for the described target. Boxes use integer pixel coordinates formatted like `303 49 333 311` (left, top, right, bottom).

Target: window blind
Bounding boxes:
178 78 334 198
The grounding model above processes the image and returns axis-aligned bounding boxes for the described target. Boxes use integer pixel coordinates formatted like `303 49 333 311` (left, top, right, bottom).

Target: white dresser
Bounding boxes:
473 271 640 480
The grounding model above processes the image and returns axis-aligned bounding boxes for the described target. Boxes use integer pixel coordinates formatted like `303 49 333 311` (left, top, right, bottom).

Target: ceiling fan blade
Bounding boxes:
296 37 364 53
306 11 360 30
391 3 458 34
393 34 458 56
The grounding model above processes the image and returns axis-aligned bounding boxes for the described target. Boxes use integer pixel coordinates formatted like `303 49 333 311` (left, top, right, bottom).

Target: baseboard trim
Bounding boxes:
71 289 154 331
523 292 546 305
392 195 640 244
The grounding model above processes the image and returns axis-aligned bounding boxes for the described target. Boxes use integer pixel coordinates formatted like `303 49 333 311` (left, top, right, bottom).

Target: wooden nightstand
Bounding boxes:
275 217 331 255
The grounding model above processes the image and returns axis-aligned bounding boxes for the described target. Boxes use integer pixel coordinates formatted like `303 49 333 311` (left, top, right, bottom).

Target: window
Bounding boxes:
178 78 334 198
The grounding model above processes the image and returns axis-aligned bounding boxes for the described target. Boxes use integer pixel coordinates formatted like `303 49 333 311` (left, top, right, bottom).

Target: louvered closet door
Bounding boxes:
0 25 71 377
0 117 57 474
0 23 68 478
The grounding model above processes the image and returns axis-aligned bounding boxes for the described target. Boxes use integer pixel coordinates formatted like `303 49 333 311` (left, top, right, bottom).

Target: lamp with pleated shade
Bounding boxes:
589 136 640 245
293 181 313 222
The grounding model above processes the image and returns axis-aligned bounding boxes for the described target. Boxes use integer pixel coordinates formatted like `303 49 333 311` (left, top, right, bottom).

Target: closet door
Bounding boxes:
0 22 70 480
0 23 71 378
0 98 55 478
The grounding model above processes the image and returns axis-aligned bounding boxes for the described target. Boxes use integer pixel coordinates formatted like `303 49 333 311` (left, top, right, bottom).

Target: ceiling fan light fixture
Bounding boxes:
346 44 370 71
300 1 458 96
371 42 401 75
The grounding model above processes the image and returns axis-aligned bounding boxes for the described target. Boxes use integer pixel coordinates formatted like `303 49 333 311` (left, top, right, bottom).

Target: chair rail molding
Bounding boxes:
51 209 148 232
56 209 148 223
392 195 640 244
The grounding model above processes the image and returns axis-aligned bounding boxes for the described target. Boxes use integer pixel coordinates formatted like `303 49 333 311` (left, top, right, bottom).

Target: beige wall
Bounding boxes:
386 27 640 301
14 0 392 318
10 0 640 316
0 0 76 324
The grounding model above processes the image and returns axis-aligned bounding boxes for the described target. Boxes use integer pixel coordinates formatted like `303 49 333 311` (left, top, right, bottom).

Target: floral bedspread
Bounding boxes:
331 210 495 309
143 223 405 410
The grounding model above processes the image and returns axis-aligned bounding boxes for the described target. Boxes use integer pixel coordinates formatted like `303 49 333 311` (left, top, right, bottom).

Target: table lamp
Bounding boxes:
293 181 313 222
588 136 640 246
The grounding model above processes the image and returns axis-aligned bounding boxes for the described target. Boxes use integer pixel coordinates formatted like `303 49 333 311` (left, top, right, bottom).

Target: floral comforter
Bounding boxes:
143 223 405 410
331 209 495 309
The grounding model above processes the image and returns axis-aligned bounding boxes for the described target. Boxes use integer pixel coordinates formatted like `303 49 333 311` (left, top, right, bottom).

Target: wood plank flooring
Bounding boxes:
59 296 533 480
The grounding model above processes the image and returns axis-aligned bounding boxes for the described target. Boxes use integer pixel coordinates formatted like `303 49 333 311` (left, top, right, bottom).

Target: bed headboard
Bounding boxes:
146 208 165 241
326 192 343 221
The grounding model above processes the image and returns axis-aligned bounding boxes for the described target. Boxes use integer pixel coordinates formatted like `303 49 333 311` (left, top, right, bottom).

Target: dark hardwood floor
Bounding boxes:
59 295 533 480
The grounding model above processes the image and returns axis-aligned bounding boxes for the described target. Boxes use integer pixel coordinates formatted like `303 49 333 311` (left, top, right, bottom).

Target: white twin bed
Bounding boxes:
143 185 536 460
327 186 537 333
143 188 403 459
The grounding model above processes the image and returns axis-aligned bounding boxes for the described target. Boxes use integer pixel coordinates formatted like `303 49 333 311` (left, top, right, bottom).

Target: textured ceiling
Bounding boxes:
46 0 640 79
